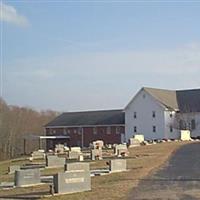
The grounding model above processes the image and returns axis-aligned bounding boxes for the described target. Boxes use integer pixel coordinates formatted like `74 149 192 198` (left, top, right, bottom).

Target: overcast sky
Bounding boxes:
1 0 200 111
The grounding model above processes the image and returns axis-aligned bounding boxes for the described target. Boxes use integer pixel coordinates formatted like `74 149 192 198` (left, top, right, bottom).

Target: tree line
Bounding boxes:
0 98 59 161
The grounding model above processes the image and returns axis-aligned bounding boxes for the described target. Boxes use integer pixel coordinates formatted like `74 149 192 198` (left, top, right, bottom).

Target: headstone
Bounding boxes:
129 138 141 147
142 141 150 145
46 155 66 168
93 140 104 149
14 169 40 187
38 149 45 153
53 170 91 194
78 154 84 161
180 130 191 141
70 147 81 153
30 151 45 160
68 151 80 160
117 149 129 157
65 162 90 172
114 144 128 157
8 165 20 174
133 134 144 143
55 144 65 154
109 159 127 172
91 149 103 160
106 144 112 149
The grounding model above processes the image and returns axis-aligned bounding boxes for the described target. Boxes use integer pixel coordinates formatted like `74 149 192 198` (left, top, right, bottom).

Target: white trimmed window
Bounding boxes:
133 112 137 119
93 127 97 135
134 126 137 133
153 126 156 133
74 129 77 134
78 127 82 135
64 129 67 135
191 119 196 130
152 111 156 118
116 127 120 134
107 127 111 134
170 125 173 132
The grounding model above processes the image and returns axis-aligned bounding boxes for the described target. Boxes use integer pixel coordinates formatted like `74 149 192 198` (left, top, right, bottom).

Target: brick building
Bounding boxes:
45 109 125 149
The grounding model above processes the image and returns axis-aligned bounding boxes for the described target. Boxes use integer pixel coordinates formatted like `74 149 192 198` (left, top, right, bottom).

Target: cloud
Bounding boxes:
7 42 200 79
0 2 29 27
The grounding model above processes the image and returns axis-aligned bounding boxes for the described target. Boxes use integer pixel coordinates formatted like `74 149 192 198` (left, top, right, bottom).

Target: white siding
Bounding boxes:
125 90 165 141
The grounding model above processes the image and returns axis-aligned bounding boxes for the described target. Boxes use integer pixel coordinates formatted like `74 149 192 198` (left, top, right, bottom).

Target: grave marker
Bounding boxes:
64 162 90 172
109 159 127 172
46 155 66 168
53 170 91 194
8 165 20 174
14 169 40 187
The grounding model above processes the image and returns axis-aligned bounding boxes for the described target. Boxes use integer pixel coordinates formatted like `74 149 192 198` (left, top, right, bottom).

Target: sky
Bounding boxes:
0 0 200 112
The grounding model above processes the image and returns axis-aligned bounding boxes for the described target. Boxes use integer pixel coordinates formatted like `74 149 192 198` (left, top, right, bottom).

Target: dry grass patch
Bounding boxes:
41 142 189 200
0 141 190 200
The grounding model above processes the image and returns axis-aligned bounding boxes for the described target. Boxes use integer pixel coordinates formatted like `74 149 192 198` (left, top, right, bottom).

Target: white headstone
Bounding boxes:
180 130 191 141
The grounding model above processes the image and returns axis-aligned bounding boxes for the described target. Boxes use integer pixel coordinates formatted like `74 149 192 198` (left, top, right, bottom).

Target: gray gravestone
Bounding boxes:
31 151 45 160
46 155 66 168
114 144 127 155
109 159 127 172
68 151 80 160
53 170 91 194
91 149 103 160
65 162 90 172
14 169 40 187
8 165 20 174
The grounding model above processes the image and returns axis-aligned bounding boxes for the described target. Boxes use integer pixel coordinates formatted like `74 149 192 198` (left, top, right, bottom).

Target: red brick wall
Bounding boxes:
45 126 125 149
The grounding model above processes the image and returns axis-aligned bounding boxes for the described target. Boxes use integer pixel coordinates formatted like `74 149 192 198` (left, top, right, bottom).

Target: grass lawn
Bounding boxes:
0 141 190 200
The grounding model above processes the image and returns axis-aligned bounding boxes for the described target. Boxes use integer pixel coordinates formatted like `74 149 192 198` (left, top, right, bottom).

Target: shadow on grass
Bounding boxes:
139 178 200 182
0 190 49 199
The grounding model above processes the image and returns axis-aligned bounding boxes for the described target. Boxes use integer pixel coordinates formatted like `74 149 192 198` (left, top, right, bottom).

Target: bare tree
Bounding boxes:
169 111 199 134
0 98 59 160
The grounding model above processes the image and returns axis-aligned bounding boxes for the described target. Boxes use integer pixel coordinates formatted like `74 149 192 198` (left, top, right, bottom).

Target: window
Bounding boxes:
93 127 97 135
107 127 111 134
134 112 137 119
152 111 156 118
116 127 120 134
73 129 77 134
67 129 70 134
134 126 137 133
191 119 196 130
169 113 173 118
77 140 81 146
153 126 156 133
143 94 146 99
179 120 186 130
170 125 173 132
78 127 82 135
63 129 67 135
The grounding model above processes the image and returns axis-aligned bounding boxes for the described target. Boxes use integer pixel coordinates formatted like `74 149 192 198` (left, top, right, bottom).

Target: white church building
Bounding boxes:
125 87 200 141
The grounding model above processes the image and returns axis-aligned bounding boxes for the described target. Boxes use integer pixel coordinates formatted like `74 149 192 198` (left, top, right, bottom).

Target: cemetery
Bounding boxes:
0 138 197 199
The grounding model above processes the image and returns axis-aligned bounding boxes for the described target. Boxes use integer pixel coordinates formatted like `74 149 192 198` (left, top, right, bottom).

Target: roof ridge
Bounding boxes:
62 109 124 114
143 87 175 92
176 88 200 92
